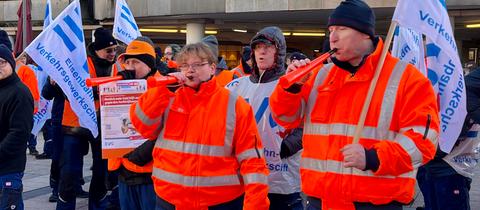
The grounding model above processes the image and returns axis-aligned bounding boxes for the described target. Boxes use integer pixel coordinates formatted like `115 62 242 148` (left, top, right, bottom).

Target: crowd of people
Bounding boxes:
0 0 478 210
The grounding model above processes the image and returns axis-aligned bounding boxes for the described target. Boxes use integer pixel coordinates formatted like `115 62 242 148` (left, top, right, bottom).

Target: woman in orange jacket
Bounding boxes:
130 42 270 210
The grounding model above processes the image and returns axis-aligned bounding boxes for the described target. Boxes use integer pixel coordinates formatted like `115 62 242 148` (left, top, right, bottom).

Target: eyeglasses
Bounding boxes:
104 47 118 54
0 59 8 68
178 62 210 71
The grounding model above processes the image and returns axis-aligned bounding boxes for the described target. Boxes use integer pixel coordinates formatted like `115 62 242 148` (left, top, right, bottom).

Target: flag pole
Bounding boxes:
352 20 398 144
22 0 27 51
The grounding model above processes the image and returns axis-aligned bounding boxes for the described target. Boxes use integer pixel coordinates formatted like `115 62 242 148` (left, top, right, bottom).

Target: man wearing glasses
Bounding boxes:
0 44 34 210
57 27 119 210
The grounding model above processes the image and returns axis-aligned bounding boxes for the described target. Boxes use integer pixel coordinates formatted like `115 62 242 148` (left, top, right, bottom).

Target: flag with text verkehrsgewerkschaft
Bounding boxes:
25 0 98 137
393 0 466 153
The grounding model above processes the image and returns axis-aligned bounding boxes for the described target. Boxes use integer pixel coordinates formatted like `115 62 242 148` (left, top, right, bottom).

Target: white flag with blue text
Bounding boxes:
30 0 55 136
25 0 98 137
392 26 427 75
393 0 467 153
43 0 53 29
113 0 141 44
30 65 53 136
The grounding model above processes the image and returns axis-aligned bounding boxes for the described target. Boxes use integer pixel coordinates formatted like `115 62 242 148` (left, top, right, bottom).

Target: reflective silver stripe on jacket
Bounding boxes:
243 173 268 185
377 61 407 131
301 157 415 179
134 103 162 126
305 64 334 122
400 126 439 144
303 123 397 140
272 99 306 123
396 134 424 168
303 61 428 173
153 167 241 187
153 91 243 187
236 148 263 163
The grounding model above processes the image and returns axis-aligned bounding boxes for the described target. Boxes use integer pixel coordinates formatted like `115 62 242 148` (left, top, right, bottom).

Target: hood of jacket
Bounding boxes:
249 26 286 83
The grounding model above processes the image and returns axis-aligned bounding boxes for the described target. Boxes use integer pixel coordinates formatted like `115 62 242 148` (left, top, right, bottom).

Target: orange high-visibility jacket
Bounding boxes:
215 69 235 87
62 59 119 127
270 39 439 209
231 63 250 78
16 64 40 113
130 77 270 210
108 157 153 173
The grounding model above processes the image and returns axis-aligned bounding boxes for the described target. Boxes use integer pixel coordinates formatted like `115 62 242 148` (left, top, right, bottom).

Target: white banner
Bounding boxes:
25 0 98 137
393 0 467 153
30 65 53 136
392 26 427 75
113 0 141 44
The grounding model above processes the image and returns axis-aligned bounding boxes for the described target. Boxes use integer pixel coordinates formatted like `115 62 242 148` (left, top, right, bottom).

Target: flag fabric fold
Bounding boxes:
393 0 467 153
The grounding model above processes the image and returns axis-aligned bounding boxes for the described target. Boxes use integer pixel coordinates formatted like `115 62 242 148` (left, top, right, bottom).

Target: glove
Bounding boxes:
280 128 303 159
117 70 136 80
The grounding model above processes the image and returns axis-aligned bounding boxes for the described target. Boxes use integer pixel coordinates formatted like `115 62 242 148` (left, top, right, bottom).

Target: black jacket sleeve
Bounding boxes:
123 139 156 166
41 77 63 100
0 90 34 160
280 128 303 159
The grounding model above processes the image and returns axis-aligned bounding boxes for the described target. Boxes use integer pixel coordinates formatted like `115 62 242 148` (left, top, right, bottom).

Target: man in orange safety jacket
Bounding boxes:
130 42 269 210
269 0 439 209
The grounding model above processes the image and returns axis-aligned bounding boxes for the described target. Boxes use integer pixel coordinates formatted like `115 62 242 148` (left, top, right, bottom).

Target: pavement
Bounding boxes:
22 135 480 210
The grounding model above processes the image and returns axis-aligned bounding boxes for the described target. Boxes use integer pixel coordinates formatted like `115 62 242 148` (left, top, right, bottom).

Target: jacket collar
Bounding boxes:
0 72 19 88
179 77 219 98
334 37 384 83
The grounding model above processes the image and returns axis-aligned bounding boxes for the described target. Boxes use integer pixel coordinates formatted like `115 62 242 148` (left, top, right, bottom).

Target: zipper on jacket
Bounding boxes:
423 114 431 140
254 136 261 158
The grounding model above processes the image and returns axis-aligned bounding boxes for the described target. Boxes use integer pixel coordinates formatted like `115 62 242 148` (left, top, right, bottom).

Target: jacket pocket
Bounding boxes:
163 107 189 140
0 176 23 210
310 89 335 123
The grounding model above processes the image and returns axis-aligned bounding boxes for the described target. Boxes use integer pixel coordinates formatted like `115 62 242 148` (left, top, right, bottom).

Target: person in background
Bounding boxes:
416 66 480 210
231 46 253 77
0 44 34 210
108 36 159 210
163 44 181 62
57 27 118 210
227 26 304 210
202 35 237 87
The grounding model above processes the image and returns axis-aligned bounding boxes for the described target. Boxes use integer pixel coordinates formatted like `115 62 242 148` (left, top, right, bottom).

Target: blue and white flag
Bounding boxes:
25 0 98 137
113 0 141 44
393 0 467 153
392 26 427 75
30 65 53 136
43 0 53 29
30 0 55 136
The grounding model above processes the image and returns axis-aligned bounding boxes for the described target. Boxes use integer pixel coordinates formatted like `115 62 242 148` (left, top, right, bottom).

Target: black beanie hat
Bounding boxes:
327 0 376 39
0 30 12 51
0 44 16 70
93 28 117 51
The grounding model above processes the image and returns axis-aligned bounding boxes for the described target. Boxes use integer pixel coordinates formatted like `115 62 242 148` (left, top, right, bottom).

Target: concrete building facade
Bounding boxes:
1 0 480 69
